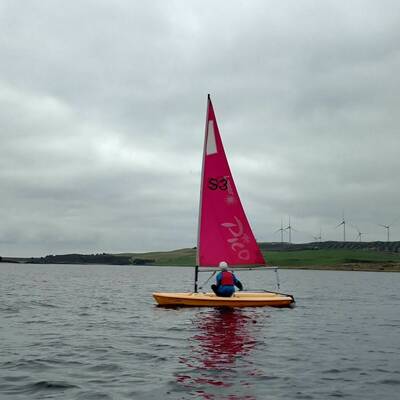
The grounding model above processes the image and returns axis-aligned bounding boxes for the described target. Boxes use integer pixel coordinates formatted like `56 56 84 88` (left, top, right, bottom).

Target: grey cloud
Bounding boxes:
1 0 400 256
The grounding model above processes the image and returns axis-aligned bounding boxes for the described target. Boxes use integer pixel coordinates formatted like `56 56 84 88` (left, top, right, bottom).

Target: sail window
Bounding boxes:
206 120 217 155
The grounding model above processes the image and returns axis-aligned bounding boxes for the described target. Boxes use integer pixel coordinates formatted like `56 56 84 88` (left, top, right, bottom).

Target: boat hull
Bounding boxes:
153 291 295 308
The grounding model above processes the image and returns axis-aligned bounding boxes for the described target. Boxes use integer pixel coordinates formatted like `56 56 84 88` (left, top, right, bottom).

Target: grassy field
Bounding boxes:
265 249 400 266
120 248 197 266
121 248 400 271
265 249 400 272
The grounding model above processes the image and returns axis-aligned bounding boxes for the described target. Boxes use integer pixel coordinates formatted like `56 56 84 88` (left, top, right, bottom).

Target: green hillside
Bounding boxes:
119 248 196 266
5 242 400 271
265 249 400 271
121 246 400 271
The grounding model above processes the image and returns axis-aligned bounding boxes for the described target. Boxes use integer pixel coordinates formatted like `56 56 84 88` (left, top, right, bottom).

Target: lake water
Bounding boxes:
0 263 399 399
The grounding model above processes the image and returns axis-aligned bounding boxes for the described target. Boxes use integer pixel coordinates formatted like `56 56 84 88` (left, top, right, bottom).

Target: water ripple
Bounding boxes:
0 264 399 399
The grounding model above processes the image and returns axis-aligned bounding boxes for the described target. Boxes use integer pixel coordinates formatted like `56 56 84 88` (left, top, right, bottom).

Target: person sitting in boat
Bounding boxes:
211 261 243 297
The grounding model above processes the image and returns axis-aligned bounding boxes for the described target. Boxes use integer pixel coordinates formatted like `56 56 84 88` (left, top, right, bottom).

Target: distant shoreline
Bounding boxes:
148 264 400 272
1 260 399 272
1 241 400 272
278 264 400 272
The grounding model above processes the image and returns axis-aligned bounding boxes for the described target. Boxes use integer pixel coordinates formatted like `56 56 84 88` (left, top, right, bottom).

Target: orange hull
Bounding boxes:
153 292 295 308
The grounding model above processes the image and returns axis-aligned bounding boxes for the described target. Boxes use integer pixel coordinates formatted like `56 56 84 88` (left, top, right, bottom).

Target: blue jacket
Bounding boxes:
215 271 242 296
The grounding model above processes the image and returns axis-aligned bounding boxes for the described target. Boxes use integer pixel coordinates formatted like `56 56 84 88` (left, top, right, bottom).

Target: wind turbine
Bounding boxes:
313 228 322 242
336 212 346 242
285 217 297 244
275 218 285 243
378 219 399 242
353 225 367 242
378 224 391 242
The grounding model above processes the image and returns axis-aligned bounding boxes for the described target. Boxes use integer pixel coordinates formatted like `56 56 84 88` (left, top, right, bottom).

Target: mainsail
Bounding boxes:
196 95 266 268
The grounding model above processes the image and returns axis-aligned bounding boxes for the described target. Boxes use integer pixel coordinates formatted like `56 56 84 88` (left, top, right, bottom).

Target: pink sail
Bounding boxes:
197 96 266 268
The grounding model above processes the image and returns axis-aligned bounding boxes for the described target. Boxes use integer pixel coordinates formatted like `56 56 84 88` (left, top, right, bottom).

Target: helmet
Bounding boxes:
219 261 228 270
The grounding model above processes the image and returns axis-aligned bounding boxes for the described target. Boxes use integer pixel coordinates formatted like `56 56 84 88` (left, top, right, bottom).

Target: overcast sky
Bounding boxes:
1 0 399 257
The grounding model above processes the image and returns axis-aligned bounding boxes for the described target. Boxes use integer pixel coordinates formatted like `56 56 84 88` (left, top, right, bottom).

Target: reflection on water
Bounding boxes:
192 309 257 369
177 309 264 399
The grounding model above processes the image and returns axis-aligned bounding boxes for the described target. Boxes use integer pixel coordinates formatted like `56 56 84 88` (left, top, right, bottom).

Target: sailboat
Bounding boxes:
153 95 294 307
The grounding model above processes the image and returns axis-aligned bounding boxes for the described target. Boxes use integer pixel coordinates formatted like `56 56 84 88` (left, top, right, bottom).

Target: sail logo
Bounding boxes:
221 216 250 260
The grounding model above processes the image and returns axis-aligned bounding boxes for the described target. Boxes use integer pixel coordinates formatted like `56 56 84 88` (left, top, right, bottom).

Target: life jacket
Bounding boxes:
221 271 234 286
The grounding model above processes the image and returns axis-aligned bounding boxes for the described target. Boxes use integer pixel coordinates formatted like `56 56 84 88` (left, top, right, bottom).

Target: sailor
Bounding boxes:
211 261 243 297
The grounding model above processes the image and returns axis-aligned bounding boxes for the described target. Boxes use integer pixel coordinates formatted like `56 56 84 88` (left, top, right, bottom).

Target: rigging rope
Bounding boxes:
198 271 216 290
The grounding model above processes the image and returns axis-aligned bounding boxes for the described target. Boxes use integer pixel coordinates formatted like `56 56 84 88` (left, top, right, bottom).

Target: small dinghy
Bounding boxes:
153 95 295 308
153 291 294 308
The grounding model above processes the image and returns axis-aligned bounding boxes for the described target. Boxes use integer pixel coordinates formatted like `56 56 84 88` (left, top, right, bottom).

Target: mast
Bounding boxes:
194 94 211 292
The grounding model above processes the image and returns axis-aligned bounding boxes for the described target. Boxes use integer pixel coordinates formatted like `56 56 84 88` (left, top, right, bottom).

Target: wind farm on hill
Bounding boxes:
274 213 399 244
